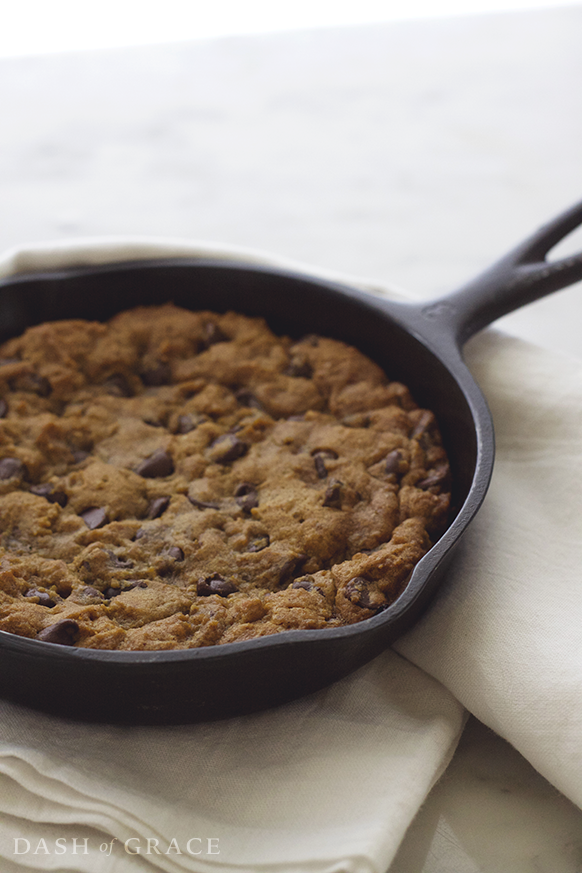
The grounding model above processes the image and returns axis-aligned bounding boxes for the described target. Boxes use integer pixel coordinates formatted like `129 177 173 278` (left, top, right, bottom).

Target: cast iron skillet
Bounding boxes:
1 200 582 724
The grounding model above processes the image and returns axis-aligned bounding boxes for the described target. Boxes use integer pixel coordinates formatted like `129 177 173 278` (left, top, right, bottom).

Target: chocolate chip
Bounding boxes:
140 361 172 386
285 360 313 378
189 496 220 510
167 546 184 561
30 483 68 507
104 582 145 598
37 619 79 645
246 534 270 552
201 321 228 348
0 458 25 480
104 373 133 397
345 577 385 611
322 479 343 509
312 449 338 479
30 483 53 498
197 574 238 597
147 496 170 519
81 507 108 530
135 450 174 478
103 587 122 599
384 450 403 476
82 586 104 600
176 415 194 434
235 389 263 410
292 576 316 592
417 463 450 490
234 482 258 513
24 588 56 607
0 398 7 418
208 433 248 464
313 454 327 479
175 413 205 434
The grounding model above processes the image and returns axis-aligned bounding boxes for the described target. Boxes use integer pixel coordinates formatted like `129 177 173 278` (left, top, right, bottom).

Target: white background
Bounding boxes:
2 0 581 57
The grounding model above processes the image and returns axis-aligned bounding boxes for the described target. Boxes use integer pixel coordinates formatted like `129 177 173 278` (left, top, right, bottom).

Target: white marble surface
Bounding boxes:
1 6 582 870
1 5 582 358
392 717 582 873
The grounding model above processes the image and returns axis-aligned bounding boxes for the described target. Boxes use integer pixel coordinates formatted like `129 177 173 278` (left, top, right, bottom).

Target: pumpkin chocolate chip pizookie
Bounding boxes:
0 304 450 650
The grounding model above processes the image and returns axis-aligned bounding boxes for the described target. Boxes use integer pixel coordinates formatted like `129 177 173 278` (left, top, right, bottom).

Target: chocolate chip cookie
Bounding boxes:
0 304 450 650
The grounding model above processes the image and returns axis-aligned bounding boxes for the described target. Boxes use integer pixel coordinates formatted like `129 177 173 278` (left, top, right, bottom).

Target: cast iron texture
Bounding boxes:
0 199 581 723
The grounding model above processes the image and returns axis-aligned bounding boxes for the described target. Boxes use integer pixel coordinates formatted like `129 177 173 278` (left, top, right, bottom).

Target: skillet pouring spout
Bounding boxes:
0 200 582 724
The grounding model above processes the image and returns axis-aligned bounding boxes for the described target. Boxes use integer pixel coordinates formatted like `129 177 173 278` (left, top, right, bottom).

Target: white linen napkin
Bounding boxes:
0 238 466 873
395 326 582 810
0 237 580 870
0 653 463 873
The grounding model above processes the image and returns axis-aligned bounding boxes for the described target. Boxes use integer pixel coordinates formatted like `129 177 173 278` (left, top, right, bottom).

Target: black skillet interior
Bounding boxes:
2 198 582 724
0 259 480 724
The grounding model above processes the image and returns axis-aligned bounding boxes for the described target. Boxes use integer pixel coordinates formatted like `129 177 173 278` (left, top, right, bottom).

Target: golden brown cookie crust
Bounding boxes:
0 304 450 650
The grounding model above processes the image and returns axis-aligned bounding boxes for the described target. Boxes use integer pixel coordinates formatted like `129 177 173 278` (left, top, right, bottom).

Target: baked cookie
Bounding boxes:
0 304 450 650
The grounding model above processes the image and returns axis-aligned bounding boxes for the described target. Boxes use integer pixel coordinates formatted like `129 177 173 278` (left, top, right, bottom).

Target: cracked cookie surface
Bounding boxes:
0 304 450 650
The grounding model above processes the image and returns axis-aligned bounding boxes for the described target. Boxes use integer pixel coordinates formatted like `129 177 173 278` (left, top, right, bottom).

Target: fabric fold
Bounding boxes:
0 652 465 873
395 329 582 810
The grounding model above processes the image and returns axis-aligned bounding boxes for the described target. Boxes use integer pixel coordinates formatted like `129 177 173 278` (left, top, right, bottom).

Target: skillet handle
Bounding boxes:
425 199 582 347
